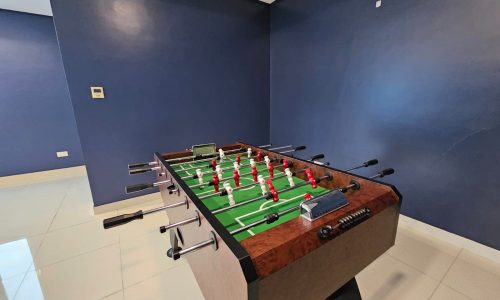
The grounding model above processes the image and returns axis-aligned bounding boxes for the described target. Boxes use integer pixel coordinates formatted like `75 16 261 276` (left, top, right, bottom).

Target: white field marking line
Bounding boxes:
259 193 305 211
235 217 255 236
234 193 306 225
178 164 192 176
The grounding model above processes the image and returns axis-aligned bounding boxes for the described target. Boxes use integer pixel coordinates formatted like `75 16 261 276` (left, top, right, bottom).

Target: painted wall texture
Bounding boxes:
270 0 500 249
51 0 270 206
0 10 83 176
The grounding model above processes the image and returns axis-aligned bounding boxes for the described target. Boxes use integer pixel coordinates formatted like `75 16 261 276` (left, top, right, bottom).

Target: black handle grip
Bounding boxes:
103 210 144 229
126 183 154 194
128 162 149 169
378 168 395 177
310 154 325 161
294 145 306 151
363 159 379 167
129 167 151 175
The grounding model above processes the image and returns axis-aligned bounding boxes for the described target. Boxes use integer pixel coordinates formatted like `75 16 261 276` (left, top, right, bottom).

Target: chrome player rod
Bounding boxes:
102 199 187 229
212 173 333 215
159 211 200 233
169 231 218 261
230 168 394 235
125 180 171 194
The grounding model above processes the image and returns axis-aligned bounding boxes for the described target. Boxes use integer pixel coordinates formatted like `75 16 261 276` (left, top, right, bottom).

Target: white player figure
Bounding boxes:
250 158 256 168
215 165 223 180
247 148 252 158
224 182 235 206
258 175 267 196
233 161 240 175
196 169 204 185
284 168 295 187
264 155 271 168
218 149 226 162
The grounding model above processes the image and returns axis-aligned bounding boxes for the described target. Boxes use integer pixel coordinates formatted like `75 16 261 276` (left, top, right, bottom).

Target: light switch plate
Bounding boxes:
57 151 69 158
91 86 105 99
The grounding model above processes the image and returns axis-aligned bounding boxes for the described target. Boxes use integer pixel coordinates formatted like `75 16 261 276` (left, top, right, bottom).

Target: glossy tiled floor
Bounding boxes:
1 169 499 300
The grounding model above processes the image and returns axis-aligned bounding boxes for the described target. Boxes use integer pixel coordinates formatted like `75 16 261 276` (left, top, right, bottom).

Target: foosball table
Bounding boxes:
104 142 402 300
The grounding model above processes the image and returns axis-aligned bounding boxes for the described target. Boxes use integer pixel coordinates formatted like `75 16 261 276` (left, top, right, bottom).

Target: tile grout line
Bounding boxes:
32 241 120 273
11 184 72 300
121 260 188 291
427 248 464 299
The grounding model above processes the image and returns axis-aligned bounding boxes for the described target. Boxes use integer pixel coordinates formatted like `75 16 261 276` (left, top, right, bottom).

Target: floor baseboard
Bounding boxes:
0 165 87 188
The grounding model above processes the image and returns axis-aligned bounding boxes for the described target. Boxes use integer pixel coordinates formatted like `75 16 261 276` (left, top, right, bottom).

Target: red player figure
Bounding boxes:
266 179 279 202
257 151 262 162
304 193 313 201
308 177 317 188
269 188 279 202
305 168 313 180
304 168 317 188
233 169 240 187
267 163 274 178
251 166 258 182
265 178 275 191
282 159 289 169
236 154 241 164
211 159 217 171
212 173 219 192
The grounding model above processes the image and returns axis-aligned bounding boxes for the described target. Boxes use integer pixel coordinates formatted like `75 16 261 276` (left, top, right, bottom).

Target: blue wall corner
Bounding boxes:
51 0 270 206
0 10 84 176
270 0 500 249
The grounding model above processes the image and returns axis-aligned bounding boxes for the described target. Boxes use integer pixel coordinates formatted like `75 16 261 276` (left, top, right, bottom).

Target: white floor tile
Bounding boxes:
387 228 460 280
101 290 124 300
0 273 25 300
34 220 119 268
120 230 180 288
430 284 470 300
49 206 117 232
357 254 439 300
17 245 122 300
0 235 44 280
442 249 500 299
12 272 44 300
123 263 203 300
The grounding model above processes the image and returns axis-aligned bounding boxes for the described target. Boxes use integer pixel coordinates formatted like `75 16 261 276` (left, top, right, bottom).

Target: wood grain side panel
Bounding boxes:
236 142 400 278
257 205 399 300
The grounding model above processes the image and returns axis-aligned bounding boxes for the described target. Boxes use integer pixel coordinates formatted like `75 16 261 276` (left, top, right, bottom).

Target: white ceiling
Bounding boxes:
0 0 53 16
0 0 275 17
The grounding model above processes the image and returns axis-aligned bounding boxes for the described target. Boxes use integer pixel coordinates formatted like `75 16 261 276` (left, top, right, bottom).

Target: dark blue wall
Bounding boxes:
0 10 83 176
51 0 270 206
270 0 500 249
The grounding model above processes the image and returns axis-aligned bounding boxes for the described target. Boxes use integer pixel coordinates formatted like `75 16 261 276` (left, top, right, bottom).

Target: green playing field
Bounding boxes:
172 155 330 241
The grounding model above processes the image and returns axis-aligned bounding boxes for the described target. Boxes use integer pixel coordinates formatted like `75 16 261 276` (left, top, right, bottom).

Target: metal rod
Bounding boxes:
143 199 186 215
169 148 244 166
345 159 379 172
188 162 278 189
176 154 257 173
213 174 330 215
268 145 293 151
258 144 272 148
159 212 200 233
178 240 213 255
174 231 218 259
